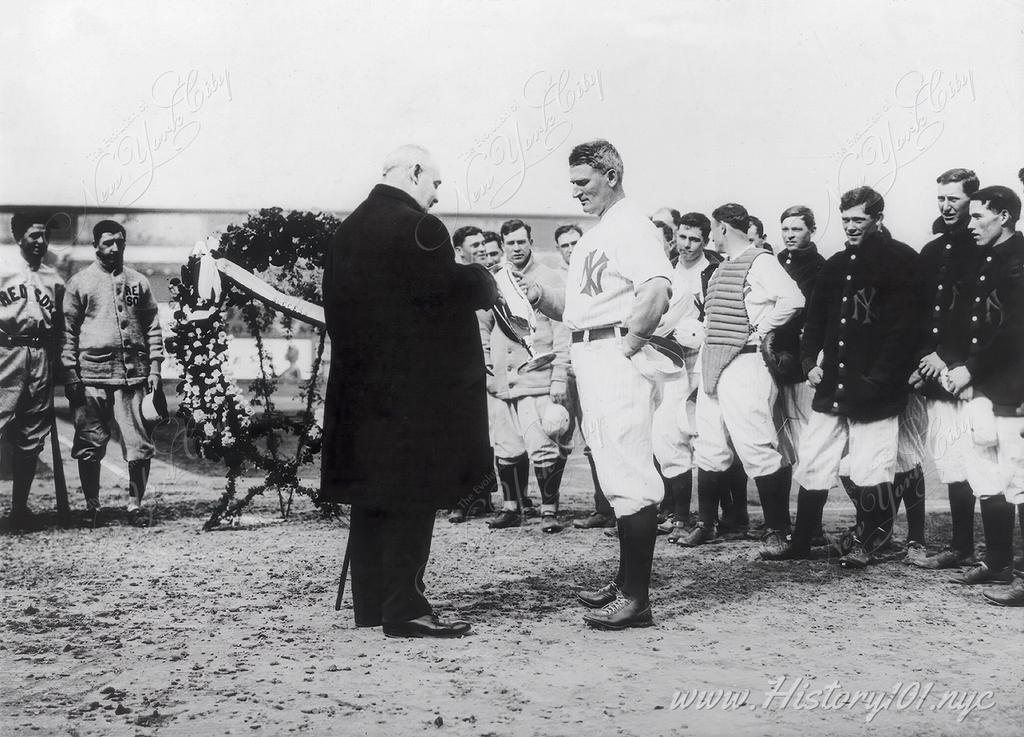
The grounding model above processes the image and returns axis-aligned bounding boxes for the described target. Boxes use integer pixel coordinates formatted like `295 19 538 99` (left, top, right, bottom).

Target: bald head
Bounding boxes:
381 144 441 211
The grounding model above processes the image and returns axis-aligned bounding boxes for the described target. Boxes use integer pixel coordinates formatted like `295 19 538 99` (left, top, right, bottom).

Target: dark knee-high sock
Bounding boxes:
672 470 693 521
948 482 975 556
128 459 151 502
618 504 658 604
586 447 612 516
792 488 829 549
726 461 748 526
535 457 565 510
980 495 1014 570
840 475 862 528
11 451 38 514
697 469 725 526
78 460 101 508
896 465 926 543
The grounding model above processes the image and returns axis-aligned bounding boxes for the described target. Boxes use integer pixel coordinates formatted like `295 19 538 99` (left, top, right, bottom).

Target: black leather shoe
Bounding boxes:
983 575 1024 606
487 510 521 529
678 521 715 547
577 582 619 609
951 562 1013 585
540 514 563 533
912 547 976 570
839 540 875 569
761 539 812 561
382 614 471 639
758 530 789 559
582 596 654 630
573 512 616 529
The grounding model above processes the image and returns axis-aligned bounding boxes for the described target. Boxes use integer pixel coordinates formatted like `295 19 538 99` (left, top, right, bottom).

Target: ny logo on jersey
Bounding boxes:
580 250 610 297
850 286 877 324
982 290 1004 327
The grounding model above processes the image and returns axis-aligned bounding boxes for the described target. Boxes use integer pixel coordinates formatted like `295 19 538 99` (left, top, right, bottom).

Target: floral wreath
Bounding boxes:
165 208 342 529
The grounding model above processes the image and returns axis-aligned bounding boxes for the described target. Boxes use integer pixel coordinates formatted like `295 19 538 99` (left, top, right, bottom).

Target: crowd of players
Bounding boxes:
447 166 1024 610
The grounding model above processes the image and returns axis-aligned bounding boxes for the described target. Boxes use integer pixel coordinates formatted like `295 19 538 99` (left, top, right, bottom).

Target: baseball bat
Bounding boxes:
49 400 70 519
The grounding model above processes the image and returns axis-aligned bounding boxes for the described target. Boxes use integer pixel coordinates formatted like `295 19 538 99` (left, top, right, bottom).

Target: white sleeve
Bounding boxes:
749 255 804 334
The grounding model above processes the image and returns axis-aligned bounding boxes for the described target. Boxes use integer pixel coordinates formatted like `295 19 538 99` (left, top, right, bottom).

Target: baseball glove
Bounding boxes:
761 323 803 385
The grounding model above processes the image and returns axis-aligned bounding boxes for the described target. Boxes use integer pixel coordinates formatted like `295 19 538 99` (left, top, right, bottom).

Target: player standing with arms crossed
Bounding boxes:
520 139 673 630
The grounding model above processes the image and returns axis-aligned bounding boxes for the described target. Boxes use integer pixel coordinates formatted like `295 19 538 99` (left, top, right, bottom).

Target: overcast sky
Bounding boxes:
2 0 1022 253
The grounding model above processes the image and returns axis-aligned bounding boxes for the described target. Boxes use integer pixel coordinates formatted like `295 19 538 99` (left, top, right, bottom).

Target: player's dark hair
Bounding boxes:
554 224 582 243
936 168 980 195
500 219 532 241
568 139 624 179
481 230 501 246
748 216 765 237
969 185 1022 228
711 203 750 233
10 211 55 242
677 212 711 241
779 205 816 231
93 219 126 244
1018 167 1024 187
452 225 483 250
839 186 885 218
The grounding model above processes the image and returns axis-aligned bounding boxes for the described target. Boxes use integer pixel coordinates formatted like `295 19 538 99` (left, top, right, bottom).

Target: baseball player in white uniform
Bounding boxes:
521 139 672 631
1 212 64 529
651 212 714 540
678 204 804 560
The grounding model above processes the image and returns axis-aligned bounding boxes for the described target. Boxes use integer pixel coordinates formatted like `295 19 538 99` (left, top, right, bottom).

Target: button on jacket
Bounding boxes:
800 229 921 421
965 231 1024 416
61 261 163 386
915 217 979 399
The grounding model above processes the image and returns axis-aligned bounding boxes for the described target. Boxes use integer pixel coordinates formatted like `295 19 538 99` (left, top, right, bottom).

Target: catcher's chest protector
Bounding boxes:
700 249 763 395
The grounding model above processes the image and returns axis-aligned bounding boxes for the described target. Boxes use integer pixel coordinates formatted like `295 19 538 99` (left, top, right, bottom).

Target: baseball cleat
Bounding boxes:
487 510 521 529
447 509 467 523
577 582 620 609
540 514 563 534
950 562 1013 586
678 521 716 547
911 547 976 569
839 540 875 569
761 539 812 561
573 513 615 529
903 541 929 566
582 596 653 630
666 522 692 545
759 530 792 560
983 576 1024 606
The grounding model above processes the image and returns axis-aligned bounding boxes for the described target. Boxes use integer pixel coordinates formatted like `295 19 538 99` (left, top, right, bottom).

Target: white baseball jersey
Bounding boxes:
0 259 63 338
737 249 804 345
562 198 671 330
657 254 708 337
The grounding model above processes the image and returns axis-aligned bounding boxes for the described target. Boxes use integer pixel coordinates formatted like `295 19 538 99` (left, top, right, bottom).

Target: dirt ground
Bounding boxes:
2 437 1023 737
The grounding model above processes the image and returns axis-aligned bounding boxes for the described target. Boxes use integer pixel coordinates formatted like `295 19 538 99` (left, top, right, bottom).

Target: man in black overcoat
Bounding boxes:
320 144 498 638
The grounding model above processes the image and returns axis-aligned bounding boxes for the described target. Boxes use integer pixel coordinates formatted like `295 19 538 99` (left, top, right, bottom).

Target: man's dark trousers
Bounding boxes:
348 506 436 626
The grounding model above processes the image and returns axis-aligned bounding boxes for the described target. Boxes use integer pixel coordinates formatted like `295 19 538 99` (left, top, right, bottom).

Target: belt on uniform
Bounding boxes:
571 326 628 344
0 334 46 348
739 345 758 354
